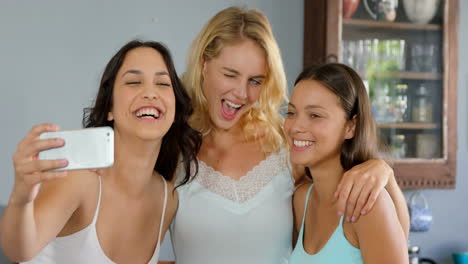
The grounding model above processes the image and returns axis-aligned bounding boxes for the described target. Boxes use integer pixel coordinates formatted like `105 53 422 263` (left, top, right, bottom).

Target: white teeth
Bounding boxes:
225 100 242 109
293 139 313 148
136 108 160 118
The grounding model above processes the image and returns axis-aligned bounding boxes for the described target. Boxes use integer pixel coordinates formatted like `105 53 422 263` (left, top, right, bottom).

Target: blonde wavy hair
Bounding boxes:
183 6 288 154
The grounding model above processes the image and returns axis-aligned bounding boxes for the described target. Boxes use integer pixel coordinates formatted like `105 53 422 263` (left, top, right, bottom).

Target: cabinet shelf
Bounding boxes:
343 19 442 31
378 122 438 130
362 71 442 80
305 0 458 189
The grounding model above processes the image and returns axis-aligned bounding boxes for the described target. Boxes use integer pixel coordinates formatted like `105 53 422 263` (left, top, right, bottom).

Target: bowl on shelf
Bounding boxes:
403 0 440 24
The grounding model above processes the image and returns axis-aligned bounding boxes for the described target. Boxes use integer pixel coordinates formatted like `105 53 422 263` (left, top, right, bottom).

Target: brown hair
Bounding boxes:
83 40 201 185
295 63 380 170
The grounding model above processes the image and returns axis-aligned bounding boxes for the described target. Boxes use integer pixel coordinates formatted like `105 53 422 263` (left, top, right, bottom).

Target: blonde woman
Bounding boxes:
170 7 409 264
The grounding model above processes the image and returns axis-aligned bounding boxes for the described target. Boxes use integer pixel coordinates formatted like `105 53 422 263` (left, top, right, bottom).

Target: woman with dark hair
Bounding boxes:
287 63 407 263
0 40 201 264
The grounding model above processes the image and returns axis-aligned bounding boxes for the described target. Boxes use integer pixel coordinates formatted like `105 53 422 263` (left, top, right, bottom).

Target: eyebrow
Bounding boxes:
288 102 325 110
121 69 169 78
222 67 266 79
288 103 296 109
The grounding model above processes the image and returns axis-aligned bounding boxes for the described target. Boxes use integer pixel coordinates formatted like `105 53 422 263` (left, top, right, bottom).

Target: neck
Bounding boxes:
206 123 246 149
103 130 161 196
308 155 345 205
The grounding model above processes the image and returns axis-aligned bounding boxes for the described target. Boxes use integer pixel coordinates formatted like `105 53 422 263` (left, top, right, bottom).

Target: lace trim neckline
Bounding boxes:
197 149 279 182
193 148 288 203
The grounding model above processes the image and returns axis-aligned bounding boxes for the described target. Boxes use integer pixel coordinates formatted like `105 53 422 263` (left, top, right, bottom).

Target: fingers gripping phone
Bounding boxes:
39 127 114 171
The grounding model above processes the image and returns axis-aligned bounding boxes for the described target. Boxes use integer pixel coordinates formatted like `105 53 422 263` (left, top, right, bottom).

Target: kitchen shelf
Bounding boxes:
343 19 442 31
363 71 442 80
378 122 438 130
304 0 458 189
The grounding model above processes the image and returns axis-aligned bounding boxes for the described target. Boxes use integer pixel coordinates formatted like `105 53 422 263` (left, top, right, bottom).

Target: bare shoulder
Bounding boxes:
32 170 100 240
37 169 98 203
349 183 408 262
352 189 398 231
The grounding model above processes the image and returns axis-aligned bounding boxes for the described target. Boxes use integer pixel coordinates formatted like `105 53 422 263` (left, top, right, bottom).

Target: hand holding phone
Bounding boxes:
11 125 114 205
38 127 114 171
11 124 69 205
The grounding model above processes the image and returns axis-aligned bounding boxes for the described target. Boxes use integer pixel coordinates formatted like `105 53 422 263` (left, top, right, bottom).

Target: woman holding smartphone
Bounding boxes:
0 40 201 264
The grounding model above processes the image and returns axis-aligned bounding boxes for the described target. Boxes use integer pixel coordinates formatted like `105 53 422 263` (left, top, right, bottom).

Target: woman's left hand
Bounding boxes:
334 159 393 222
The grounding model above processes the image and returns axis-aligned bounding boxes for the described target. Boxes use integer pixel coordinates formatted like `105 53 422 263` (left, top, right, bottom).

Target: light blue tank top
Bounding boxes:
289 184 363 264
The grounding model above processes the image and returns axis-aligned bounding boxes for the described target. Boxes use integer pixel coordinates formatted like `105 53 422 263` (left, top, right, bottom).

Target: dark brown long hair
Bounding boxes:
83 40 201 184
295 63 379 171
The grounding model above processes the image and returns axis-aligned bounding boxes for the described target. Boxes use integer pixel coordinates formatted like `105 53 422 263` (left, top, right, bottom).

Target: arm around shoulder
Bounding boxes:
352 190 408 264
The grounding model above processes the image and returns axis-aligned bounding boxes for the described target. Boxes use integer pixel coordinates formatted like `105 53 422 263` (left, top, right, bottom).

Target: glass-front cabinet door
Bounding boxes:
304 0 458 189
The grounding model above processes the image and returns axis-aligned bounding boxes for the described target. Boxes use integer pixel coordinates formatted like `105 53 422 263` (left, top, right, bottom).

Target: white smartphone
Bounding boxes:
39 127 114 171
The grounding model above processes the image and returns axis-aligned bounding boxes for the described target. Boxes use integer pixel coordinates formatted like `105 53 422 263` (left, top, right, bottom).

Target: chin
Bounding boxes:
290 156 310 167
212 115 242 131
136 128 168 141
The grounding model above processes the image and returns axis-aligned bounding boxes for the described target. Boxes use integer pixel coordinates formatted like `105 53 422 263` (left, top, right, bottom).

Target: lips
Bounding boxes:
134 106 162 120
221 99 243 120
291 139 314 151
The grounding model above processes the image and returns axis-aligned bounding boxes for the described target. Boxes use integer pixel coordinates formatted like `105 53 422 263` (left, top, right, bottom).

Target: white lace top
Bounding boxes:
171 148 294 264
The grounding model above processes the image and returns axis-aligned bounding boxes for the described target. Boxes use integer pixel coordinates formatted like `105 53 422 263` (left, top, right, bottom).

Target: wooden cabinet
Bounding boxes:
304 0 459 189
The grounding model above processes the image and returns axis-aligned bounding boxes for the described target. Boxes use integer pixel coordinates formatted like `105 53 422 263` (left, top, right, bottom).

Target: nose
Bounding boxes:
232 80 248 100
142 83 159 100
288 117 306 134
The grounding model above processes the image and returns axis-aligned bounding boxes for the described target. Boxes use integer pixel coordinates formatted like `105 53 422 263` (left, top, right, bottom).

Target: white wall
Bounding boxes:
0 0 303 204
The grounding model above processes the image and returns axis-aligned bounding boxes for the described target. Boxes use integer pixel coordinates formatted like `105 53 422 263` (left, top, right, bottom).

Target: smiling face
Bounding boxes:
201 39 267 131
108 47 175 141
284 80 356 168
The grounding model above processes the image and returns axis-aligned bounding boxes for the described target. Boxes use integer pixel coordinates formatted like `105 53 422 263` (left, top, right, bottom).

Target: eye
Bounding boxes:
286 111 295 117
249 78 262 85
224 74 235 78
156 82 171 87
126 81 141 86
310 114 321 118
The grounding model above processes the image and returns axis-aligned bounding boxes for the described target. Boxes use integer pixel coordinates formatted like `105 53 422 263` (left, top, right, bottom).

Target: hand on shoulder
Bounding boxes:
350 189 408 263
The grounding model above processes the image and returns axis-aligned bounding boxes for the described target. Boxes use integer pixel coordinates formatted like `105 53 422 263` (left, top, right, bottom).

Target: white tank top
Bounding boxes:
22 176 168 264
171 148 294 264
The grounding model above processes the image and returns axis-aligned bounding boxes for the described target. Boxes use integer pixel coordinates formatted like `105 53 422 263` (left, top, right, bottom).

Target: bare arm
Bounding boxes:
385 172 410 239
334 159 409 239
0 124 83 262
352 190 408 264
